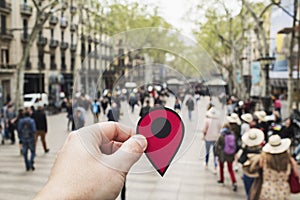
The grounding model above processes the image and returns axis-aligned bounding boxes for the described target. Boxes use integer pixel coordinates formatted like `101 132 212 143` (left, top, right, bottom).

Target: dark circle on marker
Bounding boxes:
151 117 171 139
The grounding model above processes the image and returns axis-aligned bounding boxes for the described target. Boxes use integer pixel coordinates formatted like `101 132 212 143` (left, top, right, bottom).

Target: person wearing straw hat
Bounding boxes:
203 107 222 172
255 111 269 143
240 113 253 137
239 128 264 200
258 135 300 200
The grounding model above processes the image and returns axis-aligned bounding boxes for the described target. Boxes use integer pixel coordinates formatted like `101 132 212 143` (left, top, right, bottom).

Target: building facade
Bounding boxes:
0 0 113 106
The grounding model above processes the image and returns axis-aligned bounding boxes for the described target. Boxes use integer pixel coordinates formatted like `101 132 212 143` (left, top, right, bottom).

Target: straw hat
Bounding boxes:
242 128 265 147
228 113 241 125
255 111 267 122
262 135 291 154
241 113 253 123
206 107 219 118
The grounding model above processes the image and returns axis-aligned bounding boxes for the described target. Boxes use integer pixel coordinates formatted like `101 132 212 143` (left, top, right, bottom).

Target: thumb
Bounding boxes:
102 135 147 173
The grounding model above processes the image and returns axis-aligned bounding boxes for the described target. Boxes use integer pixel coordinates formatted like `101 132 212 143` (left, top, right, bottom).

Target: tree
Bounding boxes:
193 0 253 98
15 0 63 109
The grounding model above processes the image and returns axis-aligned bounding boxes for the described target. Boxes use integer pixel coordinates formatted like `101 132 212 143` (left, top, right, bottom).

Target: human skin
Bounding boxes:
34 122 147 200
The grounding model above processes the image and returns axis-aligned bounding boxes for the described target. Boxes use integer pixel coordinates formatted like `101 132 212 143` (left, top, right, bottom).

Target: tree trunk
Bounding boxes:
15 20 43 109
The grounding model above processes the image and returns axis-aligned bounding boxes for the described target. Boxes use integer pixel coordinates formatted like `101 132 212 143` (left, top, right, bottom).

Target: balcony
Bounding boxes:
0 29 13 41
20 3 33 17
70 23 77 32
21 32 29 43
60 41 69 51
0 0 11 14
70 43 77 52
0 64 17 73
70 5 77 15
60 18 68 29
37 37 47 47
49 16 58 26
49 39 59 49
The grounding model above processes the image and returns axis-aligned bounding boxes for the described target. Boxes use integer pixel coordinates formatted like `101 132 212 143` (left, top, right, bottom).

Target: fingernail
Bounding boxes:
132 135 147 151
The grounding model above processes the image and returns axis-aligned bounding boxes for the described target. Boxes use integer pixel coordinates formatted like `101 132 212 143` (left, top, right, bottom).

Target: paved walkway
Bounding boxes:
0 97 299 200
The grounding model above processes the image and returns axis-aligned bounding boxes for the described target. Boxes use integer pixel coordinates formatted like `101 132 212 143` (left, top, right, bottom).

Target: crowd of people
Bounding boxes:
203 95 300 199
3 87 300 199
0 101 49 171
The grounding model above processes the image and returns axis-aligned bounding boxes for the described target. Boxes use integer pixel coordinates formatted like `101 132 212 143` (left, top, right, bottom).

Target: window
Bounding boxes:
61 52 66 70
81 41 85 58
50 28 54 38
23 19 28 38
50 53 56 69
61 31 64 41
1 15 6 34
1 49 9 65
88 43 91 53
38 50 44 69
71 55 75 71
25 57 31 69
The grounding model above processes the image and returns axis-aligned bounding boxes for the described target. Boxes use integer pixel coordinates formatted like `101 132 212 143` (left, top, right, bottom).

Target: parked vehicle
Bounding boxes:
23 93 48 109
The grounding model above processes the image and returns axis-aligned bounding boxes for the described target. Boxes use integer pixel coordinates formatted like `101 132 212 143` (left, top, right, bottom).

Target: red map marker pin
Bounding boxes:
137 107 184 176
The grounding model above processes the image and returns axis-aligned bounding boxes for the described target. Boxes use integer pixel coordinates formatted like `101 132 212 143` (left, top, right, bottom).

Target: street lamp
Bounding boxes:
257 56 275 112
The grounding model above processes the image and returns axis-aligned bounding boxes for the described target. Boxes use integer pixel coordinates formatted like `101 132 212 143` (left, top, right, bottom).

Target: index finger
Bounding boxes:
76 122 135 146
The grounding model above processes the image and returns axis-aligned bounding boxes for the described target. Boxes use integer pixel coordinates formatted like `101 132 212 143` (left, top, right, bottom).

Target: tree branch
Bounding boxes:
259 3 274 18
41 0 59 13
32 0 40 12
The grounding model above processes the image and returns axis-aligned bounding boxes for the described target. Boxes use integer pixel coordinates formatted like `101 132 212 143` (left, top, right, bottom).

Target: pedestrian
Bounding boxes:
174 98 181 113
18 111 36 171
139 99 151 118
129 92 138 113
6 104 17 144
279 117 294 140
202 107 222 172
255 111 269 143
107 103 120 122
73 107 85 130
101 96 109 114
257 135 300 200
32 106 49 153
226 98 234 115
0 109 4 144
238 128 264 200
185 96 194 121
227 113 241 171
154 95 163 107
1 102 9 144
240 113 253 136
91 99 101 123
274 97 282 116
16 109 25 155
66 99 73 131
215 123 238 191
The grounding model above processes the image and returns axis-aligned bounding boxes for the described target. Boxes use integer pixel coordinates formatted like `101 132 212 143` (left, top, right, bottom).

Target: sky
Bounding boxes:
125 0 266 38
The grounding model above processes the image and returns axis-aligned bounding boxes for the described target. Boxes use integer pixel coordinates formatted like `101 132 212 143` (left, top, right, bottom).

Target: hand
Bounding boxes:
34 122 147 200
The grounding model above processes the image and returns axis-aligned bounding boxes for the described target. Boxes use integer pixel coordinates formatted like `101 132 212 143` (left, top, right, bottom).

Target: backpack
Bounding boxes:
223 132 236 155
21 119 33 139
